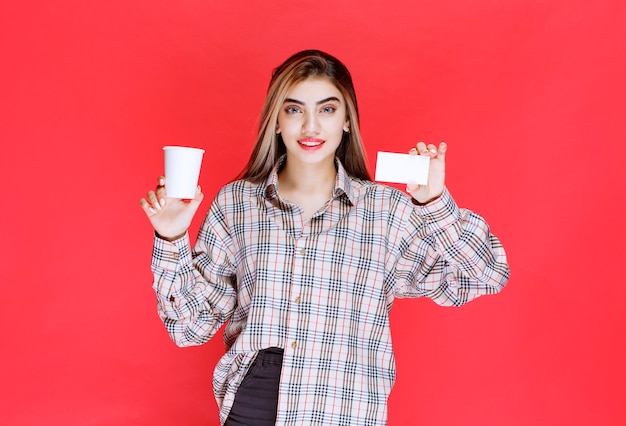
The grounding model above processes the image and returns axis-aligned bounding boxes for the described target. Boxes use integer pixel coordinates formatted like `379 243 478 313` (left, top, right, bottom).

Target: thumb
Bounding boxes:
188 185 204 207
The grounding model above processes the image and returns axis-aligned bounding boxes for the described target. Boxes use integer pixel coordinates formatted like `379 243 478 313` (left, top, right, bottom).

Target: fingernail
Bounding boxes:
430 148 437 154
148 207 156 214
160 199 165 207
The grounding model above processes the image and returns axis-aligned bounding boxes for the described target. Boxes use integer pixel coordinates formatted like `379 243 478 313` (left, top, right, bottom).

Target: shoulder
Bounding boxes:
352 179 413 207
216 179 263 197
347 179 416 224
209 179 264 210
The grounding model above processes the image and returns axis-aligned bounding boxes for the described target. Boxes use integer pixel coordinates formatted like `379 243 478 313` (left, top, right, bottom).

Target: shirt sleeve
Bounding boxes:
151 200 238 347
391 188 510 306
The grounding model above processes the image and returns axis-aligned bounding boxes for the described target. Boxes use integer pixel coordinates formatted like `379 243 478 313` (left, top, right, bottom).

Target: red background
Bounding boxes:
2 1 625 425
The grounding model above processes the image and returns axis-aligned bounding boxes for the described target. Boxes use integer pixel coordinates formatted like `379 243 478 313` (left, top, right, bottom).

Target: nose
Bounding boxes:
302 111 320 134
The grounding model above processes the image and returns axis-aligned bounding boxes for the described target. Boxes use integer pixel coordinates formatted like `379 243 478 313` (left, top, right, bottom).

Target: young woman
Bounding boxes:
140 50 510 425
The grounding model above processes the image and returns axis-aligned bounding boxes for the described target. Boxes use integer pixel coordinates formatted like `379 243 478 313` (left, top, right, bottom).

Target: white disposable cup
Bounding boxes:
163 146 205 199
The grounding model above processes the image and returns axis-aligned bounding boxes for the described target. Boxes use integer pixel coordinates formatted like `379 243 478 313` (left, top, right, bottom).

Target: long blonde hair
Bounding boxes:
238 50 371 183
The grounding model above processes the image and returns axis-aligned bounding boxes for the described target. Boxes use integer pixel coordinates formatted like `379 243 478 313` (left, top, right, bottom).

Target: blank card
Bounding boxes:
375 151 430 185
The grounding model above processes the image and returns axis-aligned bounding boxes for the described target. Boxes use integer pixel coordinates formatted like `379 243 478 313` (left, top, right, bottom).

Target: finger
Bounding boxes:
426 144 437 157
139 198 157 215
417 142 432 157
406 183 420 192
156 176 166 200
153 176 166 206
188 185 205 204
155 184 166 201
437 142 447 161
147 190 162 211
181 184 204 204
408 147 418 156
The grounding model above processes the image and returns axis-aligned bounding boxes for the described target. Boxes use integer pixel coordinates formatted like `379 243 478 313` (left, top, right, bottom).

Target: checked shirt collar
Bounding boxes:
262 154 356 207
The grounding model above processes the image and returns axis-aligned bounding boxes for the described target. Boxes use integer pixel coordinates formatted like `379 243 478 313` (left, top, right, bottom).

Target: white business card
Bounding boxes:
375 151 430 185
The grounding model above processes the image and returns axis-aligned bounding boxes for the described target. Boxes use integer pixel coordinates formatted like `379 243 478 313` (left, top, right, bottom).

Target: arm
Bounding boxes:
141 177 237 347
393 142 509 305
392 188 510 306
151 220 237 346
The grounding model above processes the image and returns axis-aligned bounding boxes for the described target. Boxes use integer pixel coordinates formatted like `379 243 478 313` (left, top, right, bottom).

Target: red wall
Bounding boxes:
2 1 625 424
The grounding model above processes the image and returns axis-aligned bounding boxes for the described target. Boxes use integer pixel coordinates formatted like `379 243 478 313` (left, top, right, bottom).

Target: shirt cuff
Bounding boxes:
151 231 192 274
415 188 461 234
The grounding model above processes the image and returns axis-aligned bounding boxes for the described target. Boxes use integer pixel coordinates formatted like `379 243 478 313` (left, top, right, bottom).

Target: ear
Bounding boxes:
343 120 350 133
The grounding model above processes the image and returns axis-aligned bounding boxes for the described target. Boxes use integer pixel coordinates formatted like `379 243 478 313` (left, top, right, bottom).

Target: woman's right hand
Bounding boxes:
139 176 204 241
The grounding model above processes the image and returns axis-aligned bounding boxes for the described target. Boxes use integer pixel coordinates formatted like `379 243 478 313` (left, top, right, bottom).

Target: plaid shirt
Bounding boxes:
151 157 509 425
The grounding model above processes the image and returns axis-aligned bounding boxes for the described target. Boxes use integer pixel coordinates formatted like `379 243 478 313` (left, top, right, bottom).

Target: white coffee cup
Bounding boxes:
163 146 205 199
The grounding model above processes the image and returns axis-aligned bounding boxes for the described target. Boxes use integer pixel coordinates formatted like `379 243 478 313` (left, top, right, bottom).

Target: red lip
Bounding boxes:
297 138 325 151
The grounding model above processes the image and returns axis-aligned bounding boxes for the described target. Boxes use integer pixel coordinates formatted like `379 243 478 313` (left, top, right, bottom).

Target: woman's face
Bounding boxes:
277 77 349 168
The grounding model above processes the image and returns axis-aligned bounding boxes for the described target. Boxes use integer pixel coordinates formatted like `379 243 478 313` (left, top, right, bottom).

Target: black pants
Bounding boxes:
224 348 283 426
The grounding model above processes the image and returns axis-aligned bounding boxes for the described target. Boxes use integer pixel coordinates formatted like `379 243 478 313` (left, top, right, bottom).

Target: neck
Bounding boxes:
278 158 337 195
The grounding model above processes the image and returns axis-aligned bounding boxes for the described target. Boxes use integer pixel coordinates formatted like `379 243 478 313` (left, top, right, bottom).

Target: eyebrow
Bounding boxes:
283 96 342 106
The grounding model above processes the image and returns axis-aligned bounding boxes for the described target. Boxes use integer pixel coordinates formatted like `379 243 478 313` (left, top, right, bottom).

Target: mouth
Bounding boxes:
298 138 325 148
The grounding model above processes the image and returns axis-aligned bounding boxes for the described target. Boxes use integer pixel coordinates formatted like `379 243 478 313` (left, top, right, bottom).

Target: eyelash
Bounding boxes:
284 105 337 114
285 106 301 114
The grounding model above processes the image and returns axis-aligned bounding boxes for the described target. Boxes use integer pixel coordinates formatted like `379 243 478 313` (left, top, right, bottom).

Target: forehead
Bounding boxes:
285 77 344 102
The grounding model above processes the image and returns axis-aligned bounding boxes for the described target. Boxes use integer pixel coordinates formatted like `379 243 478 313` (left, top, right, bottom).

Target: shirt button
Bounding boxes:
299 249 306 255
295 296 301 304
171 252 179 260
291 341 298 349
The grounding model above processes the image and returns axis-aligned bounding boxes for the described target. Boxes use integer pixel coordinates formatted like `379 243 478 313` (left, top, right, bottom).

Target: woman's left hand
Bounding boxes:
406 141 447 204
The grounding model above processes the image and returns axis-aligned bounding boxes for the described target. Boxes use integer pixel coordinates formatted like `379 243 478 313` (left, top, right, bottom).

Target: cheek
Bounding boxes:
279 120 298 135
331 116 348 133
278 114 299 129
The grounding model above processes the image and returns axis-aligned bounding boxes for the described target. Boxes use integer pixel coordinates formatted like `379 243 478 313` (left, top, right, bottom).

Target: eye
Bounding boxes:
284 106 301 114
320 105 336 114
